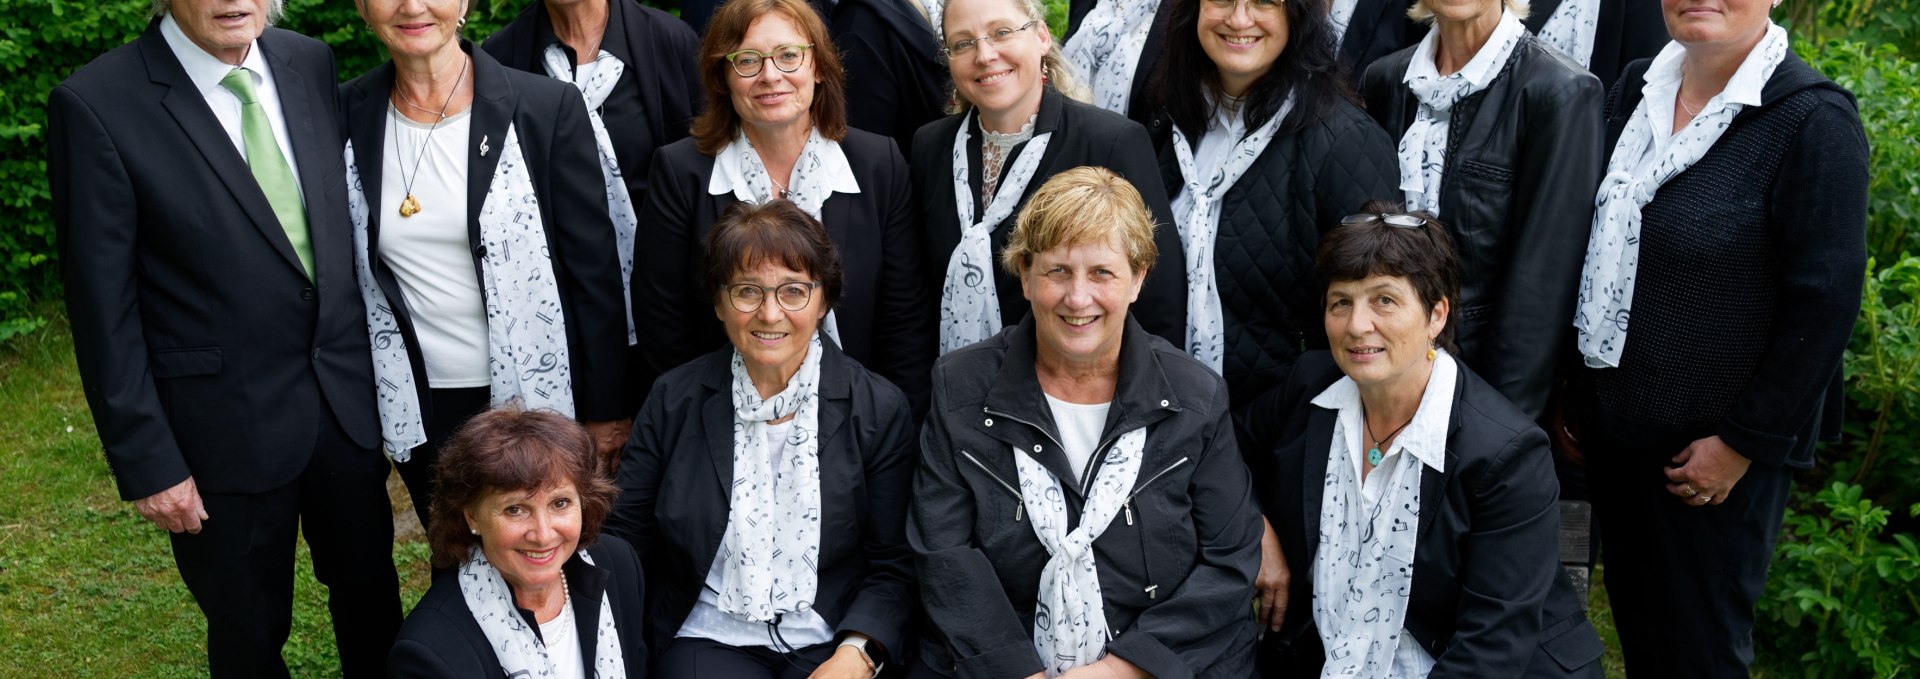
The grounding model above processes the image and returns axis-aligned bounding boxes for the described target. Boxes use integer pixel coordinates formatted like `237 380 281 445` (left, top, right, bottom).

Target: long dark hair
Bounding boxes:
1152 0 1354 142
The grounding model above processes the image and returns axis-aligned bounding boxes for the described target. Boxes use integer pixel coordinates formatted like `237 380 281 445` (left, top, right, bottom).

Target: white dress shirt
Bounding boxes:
159 14 303 198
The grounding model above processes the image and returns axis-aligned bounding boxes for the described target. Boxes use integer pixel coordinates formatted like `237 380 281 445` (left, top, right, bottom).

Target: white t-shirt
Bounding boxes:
537 598 586 678
378 106 488 388
1045 394 1112 482
676 420 836 648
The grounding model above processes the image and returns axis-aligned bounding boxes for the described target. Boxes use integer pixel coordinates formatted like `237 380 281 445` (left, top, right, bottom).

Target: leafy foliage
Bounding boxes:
1762 483 1920 677
1799 39 1920 263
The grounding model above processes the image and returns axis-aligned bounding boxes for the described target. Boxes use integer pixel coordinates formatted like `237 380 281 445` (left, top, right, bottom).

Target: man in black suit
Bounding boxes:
46 0 401 675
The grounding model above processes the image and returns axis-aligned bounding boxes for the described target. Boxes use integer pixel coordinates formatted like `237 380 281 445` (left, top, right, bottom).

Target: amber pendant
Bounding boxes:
398 194 421 218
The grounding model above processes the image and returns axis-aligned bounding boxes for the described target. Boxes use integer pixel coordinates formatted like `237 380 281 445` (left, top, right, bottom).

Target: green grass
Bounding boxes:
0 312 432 677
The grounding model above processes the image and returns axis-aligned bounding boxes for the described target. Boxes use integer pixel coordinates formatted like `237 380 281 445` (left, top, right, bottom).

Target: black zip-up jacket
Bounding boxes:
1154 98 1401 407
909 314 1262 679
1361 34 1604 420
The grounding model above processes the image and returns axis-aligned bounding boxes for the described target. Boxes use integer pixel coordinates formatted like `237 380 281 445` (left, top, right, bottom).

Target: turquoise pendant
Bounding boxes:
1366 446 1383 466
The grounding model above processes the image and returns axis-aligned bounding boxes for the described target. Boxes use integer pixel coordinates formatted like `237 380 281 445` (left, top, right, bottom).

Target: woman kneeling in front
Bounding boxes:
390 406 646 678
912 166 1264 679
1236 201 1602 677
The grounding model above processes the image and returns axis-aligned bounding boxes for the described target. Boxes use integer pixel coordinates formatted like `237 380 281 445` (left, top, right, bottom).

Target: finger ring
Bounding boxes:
1682 484 1698 496
1701 495 1713 503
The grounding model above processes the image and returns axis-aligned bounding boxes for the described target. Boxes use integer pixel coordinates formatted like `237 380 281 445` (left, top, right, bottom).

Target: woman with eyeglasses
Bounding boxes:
1236 201 1603 678
609 200 916 678
636 0 935 412
1359 0 1604 420
912 0 1188 357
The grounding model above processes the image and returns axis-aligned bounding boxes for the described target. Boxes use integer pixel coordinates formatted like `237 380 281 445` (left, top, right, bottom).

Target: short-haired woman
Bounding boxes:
912 167 1263 678
1568 0 1869 673
1360 0 1605 419
1237 202 1603 677
390 406 645 678
611 200 916 677
636 0 936 412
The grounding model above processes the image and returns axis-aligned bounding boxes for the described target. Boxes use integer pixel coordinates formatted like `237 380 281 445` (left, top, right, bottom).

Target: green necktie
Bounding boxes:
220 68 314 278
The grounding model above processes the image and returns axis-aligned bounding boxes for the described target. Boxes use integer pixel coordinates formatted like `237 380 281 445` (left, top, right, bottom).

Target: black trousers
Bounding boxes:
168 408 402 678
1586 423 1793 678
393 386 491 532
657 636 840 678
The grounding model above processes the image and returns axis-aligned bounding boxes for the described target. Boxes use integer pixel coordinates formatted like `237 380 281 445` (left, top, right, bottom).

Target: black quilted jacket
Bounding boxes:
1154 99 1401 407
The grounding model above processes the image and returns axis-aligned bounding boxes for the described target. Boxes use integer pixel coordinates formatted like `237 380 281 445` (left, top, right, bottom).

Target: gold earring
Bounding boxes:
1427 344 1437 361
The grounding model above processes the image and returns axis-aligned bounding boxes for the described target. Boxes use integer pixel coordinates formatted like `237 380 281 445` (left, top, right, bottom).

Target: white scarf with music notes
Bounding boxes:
345 125 575 460
1015 426 1147 677
459 546 627 679
717 332 825 623
1063 0 1159 115
542 45 639 346
940 112 1052 354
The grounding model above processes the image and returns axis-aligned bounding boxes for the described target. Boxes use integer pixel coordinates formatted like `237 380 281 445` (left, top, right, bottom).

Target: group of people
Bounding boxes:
47 0 1867 675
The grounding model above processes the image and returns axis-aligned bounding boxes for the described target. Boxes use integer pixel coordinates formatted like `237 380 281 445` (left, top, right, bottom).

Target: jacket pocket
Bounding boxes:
1458 159 1515 185
1537 609 1605 671
150 347 223 379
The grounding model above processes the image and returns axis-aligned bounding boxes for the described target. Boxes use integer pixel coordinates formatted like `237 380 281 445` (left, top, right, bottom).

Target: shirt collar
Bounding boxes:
708 128 862 198
160 13 269 99
1641 22 1781 110
1310 350 1456 473
1404 8 1525 90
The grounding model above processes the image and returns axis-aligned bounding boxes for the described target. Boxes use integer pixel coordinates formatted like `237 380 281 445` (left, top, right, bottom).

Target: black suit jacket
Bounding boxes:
633 129 935 413
482 0 704 210
48 22 380 500
341 44 630 422
1066 0 1174 128
910 88 1189 348
1236 352 1604 677
833 0 950 159
389 536 651 678
1524 0 1668 92
1337 0 1428 90
605 340 918 659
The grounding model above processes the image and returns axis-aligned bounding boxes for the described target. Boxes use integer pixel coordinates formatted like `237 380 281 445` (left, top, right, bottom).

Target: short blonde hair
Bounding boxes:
1407 0 1529 23
1001 166 1159 276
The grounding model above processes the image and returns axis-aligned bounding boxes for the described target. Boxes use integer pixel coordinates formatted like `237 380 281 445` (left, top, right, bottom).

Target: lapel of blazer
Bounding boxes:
1418 373 1469 550
142 23 305 276
263 33 339 279
468 43 514 245
1298 405 1337 566
345 63 394 263
701 358 738 498
617 0 670 144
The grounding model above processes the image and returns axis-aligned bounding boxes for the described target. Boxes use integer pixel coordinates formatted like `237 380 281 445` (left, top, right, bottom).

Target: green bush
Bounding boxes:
1761 482 1920 677
1800 39 1920 263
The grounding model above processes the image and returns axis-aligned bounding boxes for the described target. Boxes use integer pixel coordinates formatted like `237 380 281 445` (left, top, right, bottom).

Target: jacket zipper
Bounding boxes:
960 450 1024 522
1122 457 1190 527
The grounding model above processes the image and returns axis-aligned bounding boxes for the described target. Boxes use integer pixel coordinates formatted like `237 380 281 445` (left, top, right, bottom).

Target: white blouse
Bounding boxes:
378 106 487 388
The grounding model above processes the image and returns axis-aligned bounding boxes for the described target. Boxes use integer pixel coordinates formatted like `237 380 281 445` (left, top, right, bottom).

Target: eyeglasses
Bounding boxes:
1340 212 1432 229
942 21 1038 59
723 44 813 78
1201 0 1285 17
724 281 821 313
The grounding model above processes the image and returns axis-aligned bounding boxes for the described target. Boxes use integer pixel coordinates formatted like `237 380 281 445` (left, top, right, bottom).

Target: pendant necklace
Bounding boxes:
1363 411 1417 466
392 55 469 218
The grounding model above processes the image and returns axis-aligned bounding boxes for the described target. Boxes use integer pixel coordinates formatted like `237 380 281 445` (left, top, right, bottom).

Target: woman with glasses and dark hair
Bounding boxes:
1236 200 1603 678
609 199 916 677
1150 0 1397 406
1360 0 1604 420
913 0 1188 357
636 0 935 412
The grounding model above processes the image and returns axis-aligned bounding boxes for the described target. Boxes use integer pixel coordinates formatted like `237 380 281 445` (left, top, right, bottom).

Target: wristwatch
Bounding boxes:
839 635 884 677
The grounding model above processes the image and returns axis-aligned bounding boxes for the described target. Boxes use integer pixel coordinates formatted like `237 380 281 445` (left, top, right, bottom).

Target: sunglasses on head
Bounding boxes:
1340 212 1432 229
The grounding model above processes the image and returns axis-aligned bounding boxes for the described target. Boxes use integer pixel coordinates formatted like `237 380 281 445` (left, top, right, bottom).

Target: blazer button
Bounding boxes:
473 245 488 256
300 287 316 301
1033 444 1042 452
311 347 321 360
984 418 993 427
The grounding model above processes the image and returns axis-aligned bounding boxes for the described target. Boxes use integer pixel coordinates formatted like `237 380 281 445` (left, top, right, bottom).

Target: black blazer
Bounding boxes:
1066 0 1175 128
911 88 1189 348
389 535 651 678
605 339 919 660
482 0 703 210
1523 0 1668 92
48 22 381 500
633 129 936 413
833 0 950 159
1237 352 1604 677
1361 36 1604 420
1336 0 1428 90
341 44 630 422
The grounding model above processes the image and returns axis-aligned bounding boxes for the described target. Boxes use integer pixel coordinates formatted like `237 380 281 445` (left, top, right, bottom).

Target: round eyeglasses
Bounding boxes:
724 44 814 78
725 281 821 313
1340 212 1432 229
942 21 1037 60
